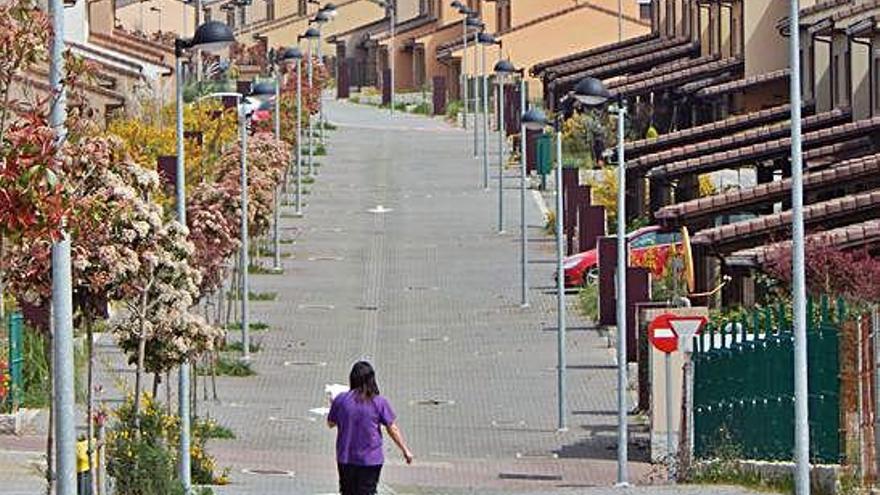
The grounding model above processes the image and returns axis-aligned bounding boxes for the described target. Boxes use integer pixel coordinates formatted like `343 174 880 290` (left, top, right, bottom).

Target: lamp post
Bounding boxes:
450 1 467 130
569 75 628 485
388 0 396 114
494 59 516 234
237 93 262 364
789 0 810 493
476 31 495 191
48 0 75 492
250 80 282 273
520 76 613 435
299 27 320 176
517 74 529 308
150 6 162 33
467 15 484 160
277 47 304 215
311 6 334 144
174 21 235 494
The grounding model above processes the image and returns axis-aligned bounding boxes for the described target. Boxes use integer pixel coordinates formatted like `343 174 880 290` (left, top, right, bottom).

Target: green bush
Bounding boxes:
197 356 255 377
410 102 431 115
445 100 463 122
21 329 50 408
577 283 599 322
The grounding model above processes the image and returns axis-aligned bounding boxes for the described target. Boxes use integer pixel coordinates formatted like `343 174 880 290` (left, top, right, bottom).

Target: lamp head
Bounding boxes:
249 80 276 100
450 0 462 8
476 32 495 45
312 10 331 23
521 107 548 131
572 76 611 107
189 21 236 53
301 27 321 39
278 46 303 61
493 59 516 76
466 16 483 29
321 2 337 15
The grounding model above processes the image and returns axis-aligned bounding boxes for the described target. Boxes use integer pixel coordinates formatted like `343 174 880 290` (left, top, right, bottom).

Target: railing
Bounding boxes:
693 297 843 463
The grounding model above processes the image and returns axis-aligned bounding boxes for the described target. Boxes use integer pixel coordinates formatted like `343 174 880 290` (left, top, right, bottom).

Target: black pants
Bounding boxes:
77 472 91 495
338 463 382 495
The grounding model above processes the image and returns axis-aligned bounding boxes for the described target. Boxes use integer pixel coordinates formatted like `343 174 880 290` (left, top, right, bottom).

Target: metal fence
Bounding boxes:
693 297 842 463
4 313 23 412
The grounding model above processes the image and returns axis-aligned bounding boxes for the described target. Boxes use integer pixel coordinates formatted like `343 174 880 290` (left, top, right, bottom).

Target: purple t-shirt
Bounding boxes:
328 391 396 466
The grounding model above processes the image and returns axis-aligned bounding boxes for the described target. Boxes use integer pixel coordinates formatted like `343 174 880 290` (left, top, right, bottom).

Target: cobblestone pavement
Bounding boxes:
0 100 769 495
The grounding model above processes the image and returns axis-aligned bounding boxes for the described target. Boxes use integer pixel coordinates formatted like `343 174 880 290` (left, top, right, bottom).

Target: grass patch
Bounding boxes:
313 145 327 156
320 122 337 130
195 417 236 439
302 176 315 184
225 321 270 331
410 102 431 115
219 340 262 353
197 356 255 377
281 212 306 218
577 283 599 322
256 248 293 259
280 238 296 245
226 291 278 301
248 264 283 274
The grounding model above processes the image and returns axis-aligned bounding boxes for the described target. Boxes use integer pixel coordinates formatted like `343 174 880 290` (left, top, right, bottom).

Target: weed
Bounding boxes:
225 321 270 331
410 102 431 115
302 176 315 184
247 264 283 274
577 284 599 322
220 340 262 353
226 291 278 301
195 417 236 440
198 356 255 377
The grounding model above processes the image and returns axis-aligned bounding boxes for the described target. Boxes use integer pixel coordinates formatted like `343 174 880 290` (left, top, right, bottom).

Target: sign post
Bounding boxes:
648 313 707 478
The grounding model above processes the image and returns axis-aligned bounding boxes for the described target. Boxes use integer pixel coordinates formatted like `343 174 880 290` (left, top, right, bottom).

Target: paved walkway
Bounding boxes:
1 101 767 495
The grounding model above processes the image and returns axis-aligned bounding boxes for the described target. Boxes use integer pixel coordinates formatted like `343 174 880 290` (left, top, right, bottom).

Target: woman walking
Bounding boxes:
328 361 413 495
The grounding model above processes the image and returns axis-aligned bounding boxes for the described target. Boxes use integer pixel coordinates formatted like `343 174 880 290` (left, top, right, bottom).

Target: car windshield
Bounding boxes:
629 229 681 248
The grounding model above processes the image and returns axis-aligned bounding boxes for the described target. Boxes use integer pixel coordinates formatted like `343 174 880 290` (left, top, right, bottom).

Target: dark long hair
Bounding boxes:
349 361 380 400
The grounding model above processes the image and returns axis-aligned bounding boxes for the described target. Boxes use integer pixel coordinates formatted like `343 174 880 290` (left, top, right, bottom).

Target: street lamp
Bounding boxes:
299 27 320 176
310 9 332 146
476 31 497 191
277 47 305 217
173 20 235 495
250 79 287 273
569 75 631 485
493 58 516 234
150 6 162 33
452 2 471 132
377 0 396 114
466 14 484 160
788 1 810 494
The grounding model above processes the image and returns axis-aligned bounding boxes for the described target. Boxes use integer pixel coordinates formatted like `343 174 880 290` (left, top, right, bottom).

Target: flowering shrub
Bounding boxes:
0 359 9 409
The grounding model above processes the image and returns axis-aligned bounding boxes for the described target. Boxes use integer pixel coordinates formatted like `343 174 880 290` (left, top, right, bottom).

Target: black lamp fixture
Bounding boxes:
249 80 276 100
476 31 496 45
278 46 303 62
450 0 462 7
465 15 484 30
521 107 548 131
299 26 321 40
310 9 331 24
572 76 611 107
493 59 516 77
176 20 236 56
320 2 338 16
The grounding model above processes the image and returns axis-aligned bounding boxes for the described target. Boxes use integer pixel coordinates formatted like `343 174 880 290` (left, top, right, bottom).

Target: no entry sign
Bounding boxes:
648 313 707 354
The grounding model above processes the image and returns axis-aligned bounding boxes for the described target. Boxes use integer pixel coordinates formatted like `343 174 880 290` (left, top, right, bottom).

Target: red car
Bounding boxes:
561 226 683 287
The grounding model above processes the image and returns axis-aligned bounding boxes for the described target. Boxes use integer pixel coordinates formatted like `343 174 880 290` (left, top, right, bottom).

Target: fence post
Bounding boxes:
874 305 880 479
7 313 23 413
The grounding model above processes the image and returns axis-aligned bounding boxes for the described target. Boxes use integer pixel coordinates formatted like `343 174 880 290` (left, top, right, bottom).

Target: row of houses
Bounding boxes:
527 0 880 306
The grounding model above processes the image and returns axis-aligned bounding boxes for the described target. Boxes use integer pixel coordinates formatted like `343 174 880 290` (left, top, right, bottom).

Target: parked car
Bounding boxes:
560 226 683 287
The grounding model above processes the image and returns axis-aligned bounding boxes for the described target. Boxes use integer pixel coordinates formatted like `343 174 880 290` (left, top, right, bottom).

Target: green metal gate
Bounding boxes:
693 297 841 463
6 312 23 411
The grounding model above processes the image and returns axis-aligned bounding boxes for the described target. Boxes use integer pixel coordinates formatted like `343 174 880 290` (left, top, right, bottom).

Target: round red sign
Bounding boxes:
648 313 680 354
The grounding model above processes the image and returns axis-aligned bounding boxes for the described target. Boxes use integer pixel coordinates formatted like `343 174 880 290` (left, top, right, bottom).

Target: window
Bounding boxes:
266 0 274 20
203 7 212 22
655 231 682 246
298 0 307 15
239 5 246 26
639 3 654 21
629 231 657 248
226 8 235 28
496 0 510 32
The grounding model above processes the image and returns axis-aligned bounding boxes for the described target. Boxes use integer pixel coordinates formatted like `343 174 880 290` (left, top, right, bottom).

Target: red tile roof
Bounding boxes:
728 219 880 266
530 33 658 78
655 153 880 227
696 69 791 99
629 108 851 174
547 37 694 83
648 117 880 180
609 57 743 98
625 103 806 158
607 55 719 90
691 188 880 252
